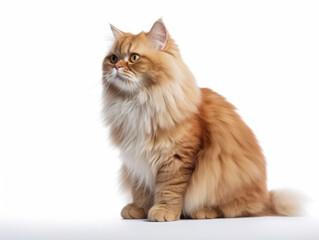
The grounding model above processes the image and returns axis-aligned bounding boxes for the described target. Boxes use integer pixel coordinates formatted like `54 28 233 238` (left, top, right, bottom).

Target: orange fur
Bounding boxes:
102 19 302 221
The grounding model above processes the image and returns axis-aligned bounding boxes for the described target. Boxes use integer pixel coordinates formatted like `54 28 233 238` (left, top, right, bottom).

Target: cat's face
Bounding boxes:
102 19 174 95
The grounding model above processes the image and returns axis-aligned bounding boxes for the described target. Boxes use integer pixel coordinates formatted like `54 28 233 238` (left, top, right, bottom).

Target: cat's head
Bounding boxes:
102 19 181 95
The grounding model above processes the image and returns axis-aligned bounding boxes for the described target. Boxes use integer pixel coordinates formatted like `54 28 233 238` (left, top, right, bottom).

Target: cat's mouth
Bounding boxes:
115 71 131 83
107 69 140 93
116 74 127 82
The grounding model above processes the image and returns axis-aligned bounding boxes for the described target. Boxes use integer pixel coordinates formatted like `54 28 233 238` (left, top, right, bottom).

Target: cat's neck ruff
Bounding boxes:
103 78 201 189
104 80 200 151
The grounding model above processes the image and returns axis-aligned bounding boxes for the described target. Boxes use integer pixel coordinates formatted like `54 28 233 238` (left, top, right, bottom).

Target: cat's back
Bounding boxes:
198 87 240 129
198 87 263 159
199 87 236 115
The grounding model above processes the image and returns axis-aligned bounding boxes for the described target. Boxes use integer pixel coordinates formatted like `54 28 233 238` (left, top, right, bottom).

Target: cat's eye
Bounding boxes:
110 54 118 64
130 54 140 63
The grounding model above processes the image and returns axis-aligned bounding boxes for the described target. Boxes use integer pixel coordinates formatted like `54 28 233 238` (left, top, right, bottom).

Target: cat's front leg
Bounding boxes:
121 183 153 219
148 155 193 222
120 166 153 219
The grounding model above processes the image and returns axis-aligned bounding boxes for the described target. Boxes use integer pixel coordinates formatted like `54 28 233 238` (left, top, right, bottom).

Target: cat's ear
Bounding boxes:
110 24 124 39
147 19 168 50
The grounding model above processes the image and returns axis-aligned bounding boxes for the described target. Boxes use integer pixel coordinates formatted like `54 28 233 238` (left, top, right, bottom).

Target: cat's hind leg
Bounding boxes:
218 194 267 218
190 208 220 219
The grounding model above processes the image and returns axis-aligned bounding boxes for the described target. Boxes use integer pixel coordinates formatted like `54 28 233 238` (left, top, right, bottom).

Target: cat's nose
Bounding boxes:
115 63 123 70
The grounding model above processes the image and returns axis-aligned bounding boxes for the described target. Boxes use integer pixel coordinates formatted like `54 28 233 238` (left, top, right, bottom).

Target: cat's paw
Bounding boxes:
121 204 146 219
190 208 218 219
148 205 180 222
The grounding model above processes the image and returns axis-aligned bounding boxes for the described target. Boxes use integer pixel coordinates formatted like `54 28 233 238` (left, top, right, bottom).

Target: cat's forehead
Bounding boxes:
111 32 149 55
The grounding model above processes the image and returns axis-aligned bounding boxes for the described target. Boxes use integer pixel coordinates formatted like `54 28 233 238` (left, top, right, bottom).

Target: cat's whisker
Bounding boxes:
120 73 137 82
123 71 136 78
103 73 114 83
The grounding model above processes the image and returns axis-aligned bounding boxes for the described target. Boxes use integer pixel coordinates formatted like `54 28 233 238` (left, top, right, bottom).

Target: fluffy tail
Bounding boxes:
269 189 305 216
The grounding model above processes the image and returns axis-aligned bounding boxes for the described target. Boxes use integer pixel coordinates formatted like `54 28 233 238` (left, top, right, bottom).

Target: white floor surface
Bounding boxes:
1 217 319 240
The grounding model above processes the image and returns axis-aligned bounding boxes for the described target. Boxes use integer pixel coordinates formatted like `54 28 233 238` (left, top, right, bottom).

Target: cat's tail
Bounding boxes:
269 189 306 216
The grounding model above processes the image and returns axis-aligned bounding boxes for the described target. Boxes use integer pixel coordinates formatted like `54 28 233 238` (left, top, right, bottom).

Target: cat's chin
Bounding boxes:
114 74 128 83
110 79 139 95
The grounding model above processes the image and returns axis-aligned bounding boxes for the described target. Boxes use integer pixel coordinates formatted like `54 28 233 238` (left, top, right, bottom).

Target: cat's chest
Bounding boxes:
107 98 172 190
108 99 153 148
121 144 173 191
121 150 157 191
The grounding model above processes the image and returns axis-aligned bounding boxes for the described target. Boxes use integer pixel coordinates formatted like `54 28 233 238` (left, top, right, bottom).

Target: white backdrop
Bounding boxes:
0 0 319 227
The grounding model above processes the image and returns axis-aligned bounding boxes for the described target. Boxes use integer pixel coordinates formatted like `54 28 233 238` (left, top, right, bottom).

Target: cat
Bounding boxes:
102 19 303 221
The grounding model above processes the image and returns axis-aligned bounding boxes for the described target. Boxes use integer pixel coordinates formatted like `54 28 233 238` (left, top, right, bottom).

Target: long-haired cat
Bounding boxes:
102 19 303 221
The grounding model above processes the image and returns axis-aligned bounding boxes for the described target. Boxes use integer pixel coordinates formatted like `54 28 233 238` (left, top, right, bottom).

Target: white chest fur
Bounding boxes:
104 95 161 191
121 150 156 190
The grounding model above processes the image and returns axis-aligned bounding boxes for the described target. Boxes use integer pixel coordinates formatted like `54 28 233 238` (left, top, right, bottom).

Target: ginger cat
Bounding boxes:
102 19 302 221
